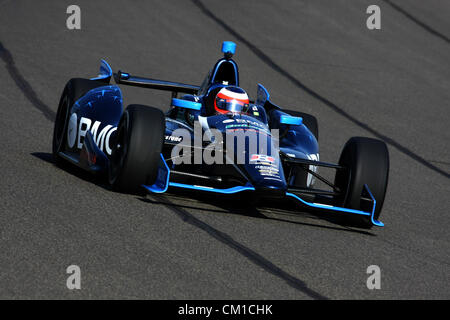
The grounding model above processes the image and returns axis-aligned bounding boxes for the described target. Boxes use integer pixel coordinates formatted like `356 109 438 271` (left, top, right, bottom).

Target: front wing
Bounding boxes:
141 154 384 228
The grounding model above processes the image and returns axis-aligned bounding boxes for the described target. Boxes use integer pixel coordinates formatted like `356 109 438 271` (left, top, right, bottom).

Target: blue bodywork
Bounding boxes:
58 41 383 227
58 64 122 172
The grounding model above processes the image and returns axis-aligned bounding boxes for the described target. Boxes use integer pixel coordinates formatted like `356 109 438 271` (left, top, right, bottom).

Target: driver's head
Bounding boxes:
214 86 249 114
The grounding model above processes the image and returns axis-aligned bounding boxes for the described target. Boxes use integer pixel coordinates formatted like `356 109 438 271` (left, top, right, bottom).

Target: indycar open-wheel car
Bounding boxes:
52 41 389 229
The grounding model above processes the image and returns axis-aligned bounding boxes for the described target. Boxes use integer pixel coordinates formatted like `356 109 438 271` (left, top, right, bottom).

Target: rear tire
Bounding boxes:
52 78 107 164
283 110 319 188
108 104 165 193
52 93 70 165
283 109 318 141
335 137 389 228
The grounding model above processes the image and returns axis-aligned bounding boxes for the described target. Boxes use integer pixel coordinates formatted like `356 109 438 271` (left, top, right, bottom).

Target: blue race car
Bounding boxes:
52 41 389 228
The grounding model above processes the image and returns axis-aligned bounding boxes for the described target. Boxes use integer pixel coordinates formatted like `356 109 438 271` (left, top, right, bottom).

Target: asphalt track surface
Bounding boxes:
0 0 449 299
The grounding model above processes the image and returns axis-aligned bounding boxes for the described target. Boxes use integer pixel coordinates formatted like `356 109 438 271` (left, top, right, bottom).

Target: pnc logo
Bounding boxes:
67 114 117 156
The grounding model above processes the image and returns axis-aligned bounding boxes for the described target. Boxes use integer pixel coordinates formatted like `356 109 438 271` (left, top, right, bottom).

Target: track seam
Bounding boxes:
0 41 55 122
151 194 329 300
1 39 328 298
191 0 449 180
382 0 450 44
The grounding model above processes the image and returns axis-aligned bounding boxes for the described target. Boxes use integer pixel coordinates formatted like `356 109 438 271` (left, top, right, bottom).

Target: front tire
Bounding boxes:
335 137 389 228
108 104 165 193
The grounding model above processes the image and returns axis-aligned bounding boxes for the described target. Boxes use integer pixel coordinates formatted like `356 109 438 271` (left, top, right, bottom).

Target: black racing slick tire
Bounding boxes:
335 137 389 228
108 104 165 194
283 109 319 141
52 78 107 164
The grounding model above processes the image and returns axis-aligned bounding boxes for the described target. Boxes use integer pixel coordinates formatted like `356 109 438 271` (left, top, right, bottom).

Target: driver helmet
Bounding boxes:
214 86 249 114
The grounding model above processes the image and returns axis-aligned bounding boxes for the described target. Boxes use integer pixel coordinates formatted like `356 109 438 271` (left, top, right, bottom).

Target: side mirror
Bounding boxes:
171 98 202 111
280 115 302 125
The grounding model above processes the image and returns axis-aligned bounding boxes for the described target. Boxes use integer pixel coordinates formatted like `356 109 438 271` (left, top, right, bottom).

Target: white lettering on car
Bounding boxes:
67 113 78 148
68 115 117 155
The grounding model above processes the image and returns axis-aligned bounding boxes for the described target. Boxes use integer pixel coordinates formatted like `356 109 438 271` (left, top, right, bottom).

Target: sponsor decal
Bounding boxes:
165 135 183 143
234 118 266 128
250 154 275 164
262 176 282 182
255 165 279 171
255 163 281 179
67 114 117 156
225 123 270 135
67 113 78 148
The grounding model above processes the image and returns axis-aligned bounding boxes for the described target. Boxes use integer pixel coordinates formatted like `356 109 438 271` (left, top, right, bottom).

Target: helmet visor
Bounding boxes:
215 98 249 113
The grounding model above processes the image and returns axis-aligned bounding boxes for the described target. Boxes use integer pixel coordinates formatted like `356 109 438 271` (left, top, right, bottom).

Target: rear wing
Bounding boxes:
114 70 200 96
91 59 200 96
